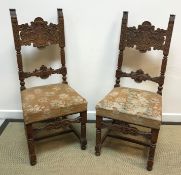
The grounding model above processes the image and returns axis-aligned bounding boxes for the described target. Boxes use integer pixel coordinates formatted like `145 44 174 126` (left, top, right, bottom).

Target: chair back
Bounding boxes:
115 11 175 95
10 9 67 91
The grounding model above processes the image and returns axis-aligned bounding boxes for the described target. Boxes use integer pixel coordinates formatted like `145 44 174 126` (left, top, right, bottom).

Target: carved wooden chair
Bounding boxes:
95 12 175 171
10 9 87 165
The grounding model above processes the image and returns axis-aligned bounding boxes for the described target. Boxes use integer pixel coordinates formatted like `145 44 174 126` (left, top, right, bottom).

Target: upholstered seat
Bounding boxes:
21 83 87 124
96 87 162 129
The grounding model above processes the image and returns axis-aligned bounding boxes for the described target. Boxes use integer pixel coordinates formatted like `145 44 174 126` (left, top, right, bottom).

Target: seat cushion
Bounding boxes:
96 87 162 129
21 83 87 124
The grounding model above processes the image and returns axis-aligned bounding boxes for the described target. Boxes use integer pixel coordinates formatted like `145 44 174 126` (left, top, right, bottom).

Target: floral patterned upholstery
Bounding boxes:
96 87 162 129
21 83 87 124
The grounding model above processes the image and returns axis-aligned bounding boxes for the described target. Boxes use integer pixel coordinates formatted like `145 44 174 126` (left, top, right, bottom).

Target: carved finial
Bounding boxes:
123 11 128 15
123 11 128 19
10 9 17 18
57 8 63 17
169 14 175 22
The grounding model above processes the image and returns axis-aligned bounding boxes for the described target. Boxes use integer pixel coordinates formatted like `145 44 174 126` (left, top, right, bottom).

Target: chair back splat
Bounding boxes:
114 11 175 95
10 9 67 91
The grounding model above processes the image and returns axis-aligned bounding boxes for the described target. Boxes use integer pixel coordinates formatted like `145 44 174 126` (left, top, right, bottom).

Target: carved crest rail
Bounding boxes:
19 17 59 48
126 21 167 52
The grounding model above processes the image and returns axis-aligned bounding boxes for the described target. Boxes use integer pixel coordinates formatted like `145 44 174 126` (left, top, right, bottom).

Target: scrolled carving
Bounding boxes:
10 9 68 89
126 21 167 52
131 69 147 82
101 121 151 138
36 117 81 130
19 17 59 47
22 65 67 79
116 69 161 83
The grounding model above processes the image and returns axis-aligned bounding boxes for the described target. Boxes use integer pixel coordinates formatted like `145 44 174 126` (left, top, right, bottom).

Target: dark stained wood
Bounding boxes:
116 69 161 84
115 12 128 87
158 15 175 95
114 11 175 96
97 12 175 171
9 9 87 165
95 116 102 156
58 9 67 84
10 9 25 90
10 9 68 90
126 21 167 52
80 111 87 150
18 17 59 47
25 124 37 166
22 65 67 79
147 129 159 171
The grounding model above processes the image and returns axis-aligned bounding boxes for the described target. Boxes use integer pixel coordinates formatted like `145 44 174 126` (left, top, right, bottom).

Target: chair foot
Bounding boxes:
30 155 37 166
147 162 153 171
81 145 86 150
81 138 87 150
95 152 101 156
95 144 101 156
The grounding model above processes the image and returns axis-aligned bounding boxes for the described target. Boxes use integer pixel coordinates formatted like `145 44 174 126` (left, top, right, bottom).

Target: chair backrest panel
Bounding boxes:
126 21 167 53
18 17 59 48
10 9 67 91
115 12 175 95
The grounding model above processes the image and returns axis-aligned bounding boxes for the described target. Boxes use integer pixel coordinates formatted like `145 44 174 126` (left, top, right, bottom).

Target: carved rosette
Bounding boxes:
19 17 59 47
126 21 167 52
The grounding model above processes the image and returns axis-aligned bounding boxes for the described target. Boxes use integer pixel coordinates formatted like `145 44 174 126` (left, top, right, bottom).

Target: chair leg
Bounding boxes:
147 128 159 171
95 116 102 156
25 123 37 166
80 111 87 150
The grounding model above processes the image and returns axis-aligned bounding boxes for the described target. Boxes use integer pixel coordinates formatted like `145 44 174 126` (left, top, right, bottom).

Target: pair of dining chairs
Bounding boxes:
9 9 175 171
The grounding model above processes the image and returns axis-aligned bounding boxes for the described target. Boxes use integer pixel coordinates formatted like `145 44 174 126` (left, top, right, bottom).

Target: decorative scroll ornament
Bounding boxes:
22 65 67 79
116 69 161 83
34 117 81 131
126 21 167 52
130 69 148 83
19 17 59 47
101 121 151 138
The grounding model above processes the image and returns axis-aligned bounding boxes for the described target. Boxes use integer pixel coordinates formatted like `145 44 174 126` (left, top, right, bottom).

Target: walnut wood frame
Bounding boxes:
10 9 87 165
95 12 175 171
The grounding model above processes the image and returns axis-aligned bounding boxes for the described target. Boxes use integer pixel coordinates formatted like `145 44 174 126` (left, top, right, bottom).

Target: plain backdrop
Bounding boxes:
0 0 180 121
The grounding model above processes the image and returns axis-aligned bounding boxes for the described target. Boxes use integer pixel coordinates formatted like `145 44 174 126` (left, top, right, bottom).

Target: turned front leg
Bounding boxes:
25 123 37 166
147 128 159 171
95 116 102 156
80 111 87 150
